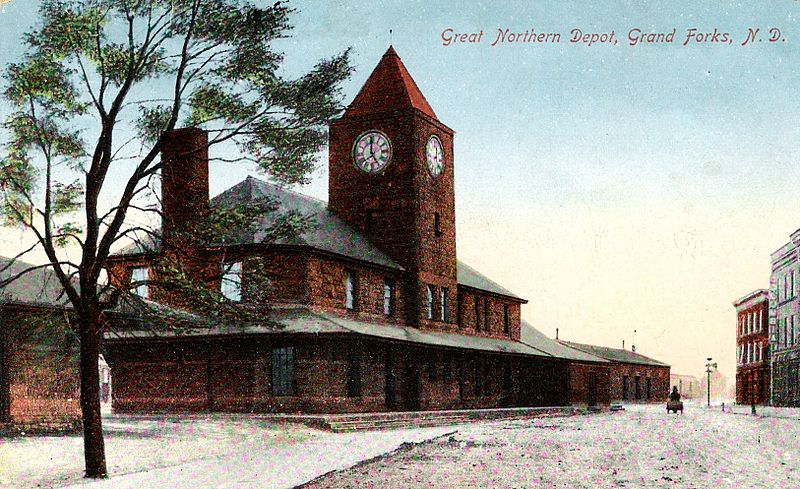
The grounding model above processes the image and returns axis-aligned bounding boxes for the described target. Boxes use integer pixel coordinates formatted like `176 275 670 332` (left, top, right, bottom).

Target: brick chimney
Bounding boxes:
161 127 209 247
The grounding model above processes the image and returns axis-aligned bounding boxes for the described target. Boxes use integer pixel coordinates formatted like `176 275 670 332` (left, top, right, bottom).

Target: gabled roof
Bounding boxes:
0 257 67 307
210 177 402 270
519 321 608 363
345 46 437 119
558 340 670 367
457 261 525 302
113 177 403 271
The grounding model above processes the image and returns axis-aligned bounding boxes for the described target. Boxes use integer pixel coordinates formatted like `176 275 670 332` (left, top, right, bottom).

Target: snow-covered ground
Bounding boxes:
0 414 455 489
2 403 799 489
304 402 800 489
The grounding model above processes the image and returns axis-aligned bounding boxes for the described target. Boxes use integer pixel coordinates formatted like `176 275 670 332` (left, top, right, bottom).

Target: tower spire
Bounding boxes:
345 47 437 119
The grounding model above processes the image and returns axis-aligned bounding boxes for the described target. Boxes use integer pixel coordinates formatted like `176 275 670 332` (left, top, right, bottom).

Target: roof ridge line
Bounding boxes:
240 174 329 207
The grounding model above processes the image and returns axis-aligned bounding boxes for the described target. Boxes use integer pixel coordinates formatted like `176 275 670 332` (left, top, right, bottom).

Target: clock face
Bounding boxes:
426 135 444 177
352 131 392 174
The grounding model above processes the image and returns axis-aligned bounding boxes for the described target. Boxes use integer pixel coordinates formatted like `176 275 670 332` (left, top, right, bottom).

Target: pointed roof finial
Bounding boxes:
345 47 436 119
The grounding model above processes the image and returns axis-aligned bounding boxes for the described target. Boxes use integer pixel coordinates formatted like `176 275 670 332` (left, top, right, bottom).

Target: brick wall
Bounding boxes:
106 335 582 414
328 110 458 329
0 306 81 426
566 362 612 406
306 255 406 324
610 363 670 403
456 288 522 341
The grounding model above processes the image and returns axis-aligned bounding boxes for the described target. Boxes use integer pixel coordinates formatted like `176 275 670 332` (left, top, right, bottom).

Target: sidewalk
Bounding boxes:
56 426 457 489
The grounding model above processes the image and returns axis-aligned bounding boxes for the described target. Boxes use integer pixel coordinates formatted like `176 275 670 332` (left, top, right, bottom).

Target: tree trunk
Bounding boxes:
79 314 107 478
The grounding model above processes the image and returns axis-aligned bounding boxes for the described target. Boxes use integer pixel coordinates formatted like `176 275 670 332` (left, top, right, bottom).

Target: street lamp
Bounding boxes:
705 357 718 407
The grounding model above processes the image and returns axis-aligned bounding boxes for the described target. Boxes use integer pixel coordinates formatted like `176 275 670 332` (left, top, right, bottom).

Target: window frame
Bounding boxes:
440 287 448 322
220 260 243 302
130 266 149 299
474 296 481 331
383 279 395 316
426 285 435 320
483 298 490 332
345 269 357 311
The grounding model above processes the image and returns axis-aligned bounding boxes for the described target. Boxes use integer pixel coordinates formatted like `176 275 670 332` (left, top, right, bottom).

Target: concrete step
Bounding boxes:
323 407 576 432
253 406 579 432
327 415 473 432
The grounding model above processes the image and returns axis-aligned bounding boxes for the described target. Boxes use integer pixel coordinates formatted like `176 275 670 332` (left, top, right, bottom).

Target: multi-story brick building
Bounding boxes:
770 230 800 406
557 341 670 403
733 289 770 405
103 47 613 414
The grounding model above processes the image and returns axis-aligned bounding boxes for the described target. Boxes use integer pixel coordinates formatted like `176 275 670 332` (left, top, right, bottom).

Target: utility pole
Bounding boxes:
705 357 717 407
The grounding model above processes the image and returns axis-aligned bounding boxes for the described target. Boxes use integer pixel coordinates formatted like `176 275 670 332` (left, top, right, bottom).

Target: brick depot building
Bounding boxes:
104 47 614 414
0 258 81 429
733 289 770 405
558 341 670 403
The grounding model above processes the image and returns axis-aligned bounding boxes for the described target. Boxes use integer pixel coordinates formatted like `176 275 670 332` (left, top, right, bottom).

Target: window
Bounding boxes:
383 279 395 316
785 318 790 348
345 270 357 310
483 298 490 332
646 377 652 399
221 261 242 301
503 304 510 335
474 297 481 331
434 212 442 237
347 348 361 397
784 275 788 302
426 285 435 320
130 267 149 298
440 287 448 322
634 376 641 400
271 347 295 396
622 375 629 400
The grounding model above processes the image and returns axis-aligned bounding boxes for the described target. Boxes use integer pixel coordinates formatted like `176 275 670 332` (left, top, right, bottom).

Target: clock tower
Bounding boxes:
329 47 457 330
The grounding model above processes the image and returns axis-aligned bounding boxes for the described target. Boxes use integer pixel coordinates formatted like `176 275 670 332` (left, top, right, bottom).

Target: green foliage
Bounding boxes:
1 1 352 477
0 0 352 291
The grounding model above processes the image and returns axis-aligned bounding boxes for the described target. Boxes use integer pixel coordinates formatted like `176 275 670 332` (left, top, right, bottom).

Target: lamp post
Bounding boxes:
705 357 718 407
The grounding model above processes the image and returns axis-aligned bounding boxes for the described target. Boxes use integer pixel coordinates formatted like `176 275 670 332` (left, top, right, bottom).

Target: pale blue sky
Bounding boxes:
2 0 799 383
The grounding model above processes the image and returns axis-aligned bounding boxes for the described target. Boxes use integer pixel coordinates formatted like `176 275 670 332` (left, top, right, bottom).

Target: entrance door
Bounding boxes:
403 356 421 411
385 348 397 410
587 371 598 406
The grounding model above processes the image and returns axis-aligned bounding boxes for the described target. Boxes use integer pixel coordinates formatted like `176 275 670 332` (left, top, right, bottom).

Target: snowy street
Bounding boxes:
1 403 799 488
303 403 800 489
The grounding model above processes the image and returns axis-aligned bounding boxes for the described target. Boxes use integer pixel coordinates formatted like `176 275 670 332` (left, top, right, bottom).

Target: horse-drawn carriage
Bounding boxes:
667 399 684 414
